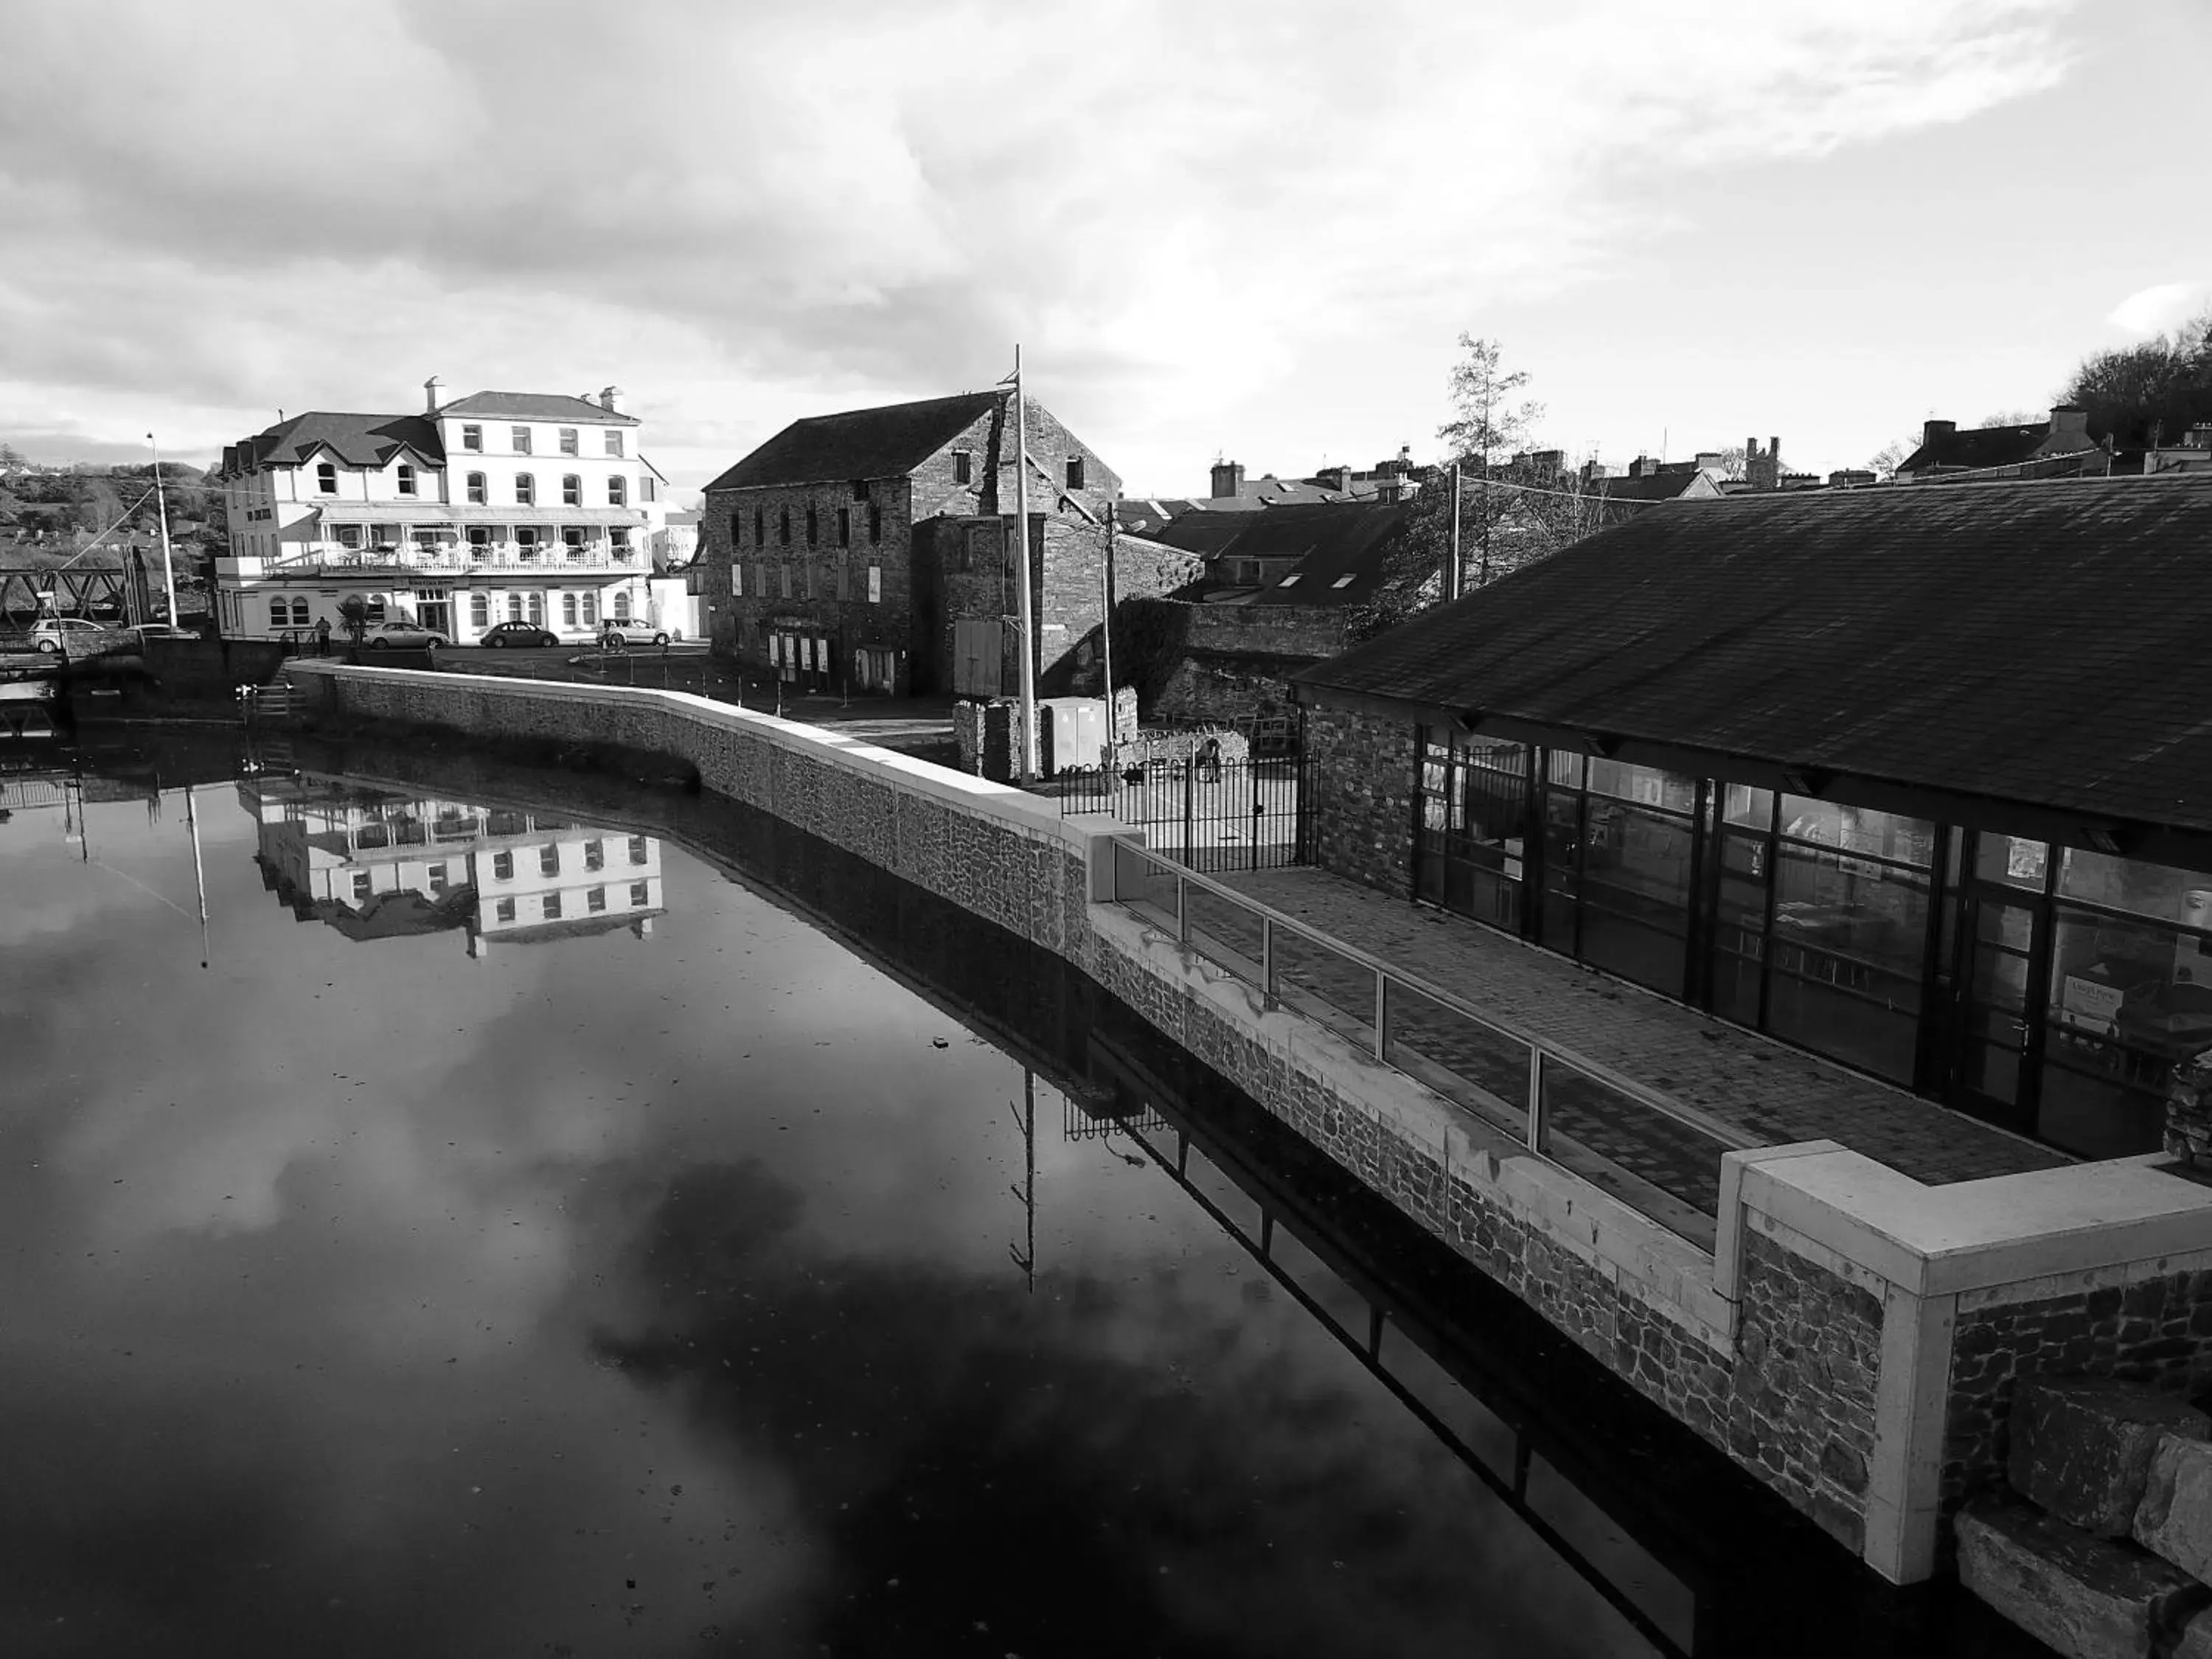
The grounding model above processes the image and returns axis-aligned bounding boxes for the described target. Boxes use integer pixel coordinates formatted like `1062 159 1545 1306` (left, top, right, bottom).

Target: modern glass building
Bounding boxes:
1295 479 2212 1161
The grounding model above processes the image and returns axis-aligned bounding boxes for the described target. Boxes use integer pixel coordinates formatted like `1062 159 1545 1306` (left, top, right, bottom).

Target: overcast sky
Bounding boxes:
1 0 2206 498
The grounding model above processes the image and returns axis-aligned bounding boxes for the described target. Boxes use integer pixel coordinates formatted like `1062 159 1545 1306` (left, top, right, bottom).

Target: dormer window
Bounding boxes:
316 462 337 494
397 463 417 495
511 426 532 454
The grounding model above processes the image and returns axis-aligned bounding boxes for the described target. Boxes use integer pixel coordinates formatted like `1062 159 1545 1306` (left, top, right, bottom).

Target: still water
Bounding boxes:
0 736 2026 1658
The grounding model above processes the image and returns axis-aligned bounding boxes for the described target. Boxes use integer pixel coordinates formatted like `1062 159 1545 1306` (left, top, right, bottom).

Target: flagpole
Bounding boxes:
1013 344 1037 782
147 433 179 626
1102 501 1117 751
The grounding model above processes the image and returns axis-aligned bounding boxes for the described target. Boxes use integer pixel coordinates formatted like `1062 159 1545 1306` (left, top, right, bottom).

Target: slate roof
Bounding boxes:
1896 420 2070 475
1149 501 1414 608
436 391 639 426
704 392 1004 492
1294 476 2212 836
240 413 444 470
1586 470 1722 504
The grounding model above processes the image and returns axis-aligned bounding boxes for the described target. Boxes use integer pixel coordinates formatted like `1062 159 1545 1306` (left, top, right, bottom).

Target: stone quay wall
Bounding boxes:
1302 704 1416 894
282 662 2212 1588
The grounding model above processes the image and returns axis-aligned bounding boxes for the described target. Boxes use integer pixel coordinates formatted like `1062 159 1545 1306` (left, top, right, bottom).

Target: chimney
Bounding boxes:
1628 455 1656 479
1210 460 1245 500
1316 465 1351 492
2049 405 2089 442
599 386 622 414
1922 419 1956 447
423 375 442 414
1693 451 1726 473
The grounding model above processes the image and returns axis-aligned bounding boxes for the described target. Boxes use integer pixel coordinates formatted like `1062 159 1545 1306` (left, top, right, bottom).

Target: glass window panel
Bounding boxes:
1778 796 1934 868
1576 804 1694 997
1586 759 1696 813
1546 750 1585 789
1765 845 1928 1082
1722 783 1773 828
1977 833 2049 890
2059 849 2212 928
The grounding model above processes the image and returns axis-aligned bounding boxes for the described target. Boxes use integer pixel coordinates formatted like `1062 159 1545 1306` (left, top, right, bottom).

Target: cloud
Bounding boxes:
2107 281 2212 339
0 0 2077 489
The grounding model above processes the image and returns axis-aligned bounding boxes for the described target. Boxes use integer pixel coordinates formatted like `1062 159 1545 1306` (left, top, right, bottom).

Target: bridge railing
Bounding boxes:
1109 838 1760 1251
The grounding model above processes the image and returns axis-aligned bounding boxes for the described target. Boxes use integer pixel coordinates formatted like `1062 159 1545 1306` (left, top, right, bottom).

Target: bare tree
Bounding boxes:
1438 335 1545 591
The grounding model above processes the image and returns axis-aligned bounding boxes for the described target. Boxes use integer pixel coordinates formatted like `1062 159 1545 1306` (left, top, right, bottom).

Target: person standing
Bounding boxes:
314 616 331 655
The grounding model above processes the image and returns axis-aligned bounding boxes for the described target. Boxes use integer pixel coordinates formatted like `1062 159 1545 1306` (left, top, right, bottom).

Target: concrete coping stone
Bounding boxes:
1956 1498 2212 1659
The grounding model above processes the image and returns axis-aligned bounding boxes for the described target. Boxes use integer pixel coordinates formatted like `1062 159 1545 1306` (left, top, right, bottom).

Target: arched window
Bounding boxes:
291 598 310 626
515 473 535 506
508 593 524 621
613 590 632 620
562 474 582 508
466 472 487 504
397 463 417 496
316 462 337 494
562 591 578 626
470 593 489 627
608 476 627 507
268 598 288 629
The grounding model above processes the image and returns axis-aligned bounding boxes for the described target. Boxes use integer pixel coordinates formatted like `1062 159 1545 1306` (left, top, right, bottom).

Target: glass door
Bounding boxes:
1956 891 2039 1119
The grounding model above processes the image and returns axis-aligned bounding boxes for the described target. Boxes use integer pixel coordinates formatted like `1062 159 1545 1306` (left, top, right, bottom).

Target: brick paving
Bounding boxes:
1204 866 2070 1188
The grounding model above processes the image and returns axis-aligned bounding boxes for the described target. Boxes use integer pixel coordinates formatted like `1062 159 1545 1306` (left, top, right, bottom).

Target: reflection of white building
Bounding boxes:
239 773 664 953
211 382 686 645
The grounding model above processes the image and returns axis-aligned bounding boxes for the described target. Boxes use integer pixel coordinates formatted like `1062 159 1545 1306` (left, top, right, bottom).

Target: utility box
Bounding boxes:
1038 697 1107 778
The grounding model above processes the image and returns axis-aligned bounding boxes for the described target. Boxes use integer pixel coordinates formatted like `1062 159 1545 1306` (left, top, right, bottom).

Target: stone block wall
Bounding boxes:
1152 652 1317 728
1944 1270 2212 1525
702 480 914 687
1304 703 1416 894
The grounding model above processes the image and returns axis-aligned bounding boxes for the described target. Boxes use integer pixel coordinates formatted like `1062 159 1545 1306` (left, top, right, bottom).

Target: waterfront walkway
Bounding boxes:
1214 866 2068 1187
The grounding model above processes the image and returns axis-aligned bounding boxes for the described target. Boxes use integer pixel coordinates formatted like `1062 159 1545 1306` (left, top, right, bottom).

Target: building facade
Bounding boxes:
1293 477 2212 1162
211 383 680 644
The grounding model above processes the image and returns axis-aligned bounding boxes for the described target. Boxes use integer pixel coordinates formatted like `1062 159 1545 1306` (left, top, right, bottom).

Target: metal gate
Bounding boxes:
1060 752 1307 873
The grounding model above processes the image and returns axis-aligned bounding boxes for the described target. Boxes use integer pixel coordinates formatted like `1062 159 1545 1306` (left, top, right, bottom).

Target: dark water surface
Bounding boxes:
0 733 2035 1658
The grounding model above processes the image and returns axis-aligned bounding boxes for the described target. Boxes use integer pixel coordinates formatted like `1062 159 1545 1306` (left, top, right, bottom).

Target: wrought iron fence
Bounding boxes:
1108 839 1761 1251
1051 754 1305 872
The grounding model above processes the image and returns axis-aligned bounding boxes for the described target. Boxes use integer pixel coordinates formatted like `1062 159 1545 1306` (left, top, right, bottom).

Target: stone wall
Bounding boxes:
1944 1268 2212 1523
1304 703 1416 894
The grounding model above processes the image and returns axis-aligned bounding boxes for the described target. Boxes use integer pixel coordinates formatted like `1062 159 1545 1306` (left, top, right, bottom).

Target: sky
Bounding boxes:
1 0 2207 499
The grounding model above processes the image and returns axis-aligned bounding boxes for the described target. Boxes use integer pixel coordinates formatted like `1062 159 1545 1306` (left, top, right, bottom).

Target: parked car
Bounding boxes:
599 618 671 648
477 622 560 649
30 617 115 654
361 619 448 650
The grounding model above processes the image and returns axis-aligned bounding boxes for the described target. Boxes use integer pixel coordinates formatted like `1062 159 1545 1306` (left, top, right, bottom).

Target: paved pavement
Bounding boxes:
1205 866 2069 1191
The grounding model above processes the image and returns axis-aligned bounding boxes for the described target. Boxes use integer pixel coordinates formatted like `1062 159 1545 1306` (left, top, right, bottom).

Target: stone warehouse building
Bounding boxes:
1291 476 2212 1163
698 391 1192 697
210 382 679 644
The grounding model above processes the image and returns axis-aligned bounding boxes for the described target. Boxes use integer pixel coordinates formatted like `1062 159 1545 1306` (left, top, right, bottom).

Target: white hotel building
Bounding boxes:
212 381 680 644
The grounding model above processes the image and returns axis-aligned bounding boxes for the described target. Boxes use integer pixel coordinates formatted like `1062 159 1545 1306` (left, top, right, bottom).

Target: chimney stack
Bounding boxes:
1209 460 1246 500
2050 405 2089 441
599 386 622 414
423 375 442 414
1922 419 1956 447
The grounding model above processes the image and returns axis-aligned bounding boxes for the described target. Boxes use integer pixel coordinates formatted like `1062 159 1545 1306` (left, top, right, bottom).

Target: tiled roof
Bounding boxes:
1294 477 2212 836
1897 422 2056 474
243 413 443 470
1586 470 1722 503
436 392 639 426
1149 501 1414 608
704 392 1004 491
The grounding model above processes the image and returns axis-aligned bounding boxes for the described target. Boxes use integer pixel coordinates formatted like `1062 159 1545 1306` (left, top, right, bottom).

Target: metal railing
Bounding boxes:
1110 839 1759 1250
1048 754 1306 873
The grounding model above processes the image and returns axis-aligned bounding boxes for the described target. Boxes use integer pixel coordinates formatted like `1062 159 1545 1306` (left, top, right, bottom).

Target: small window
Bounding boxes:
779 507 790 546
470 593 489 626
851 479 868 501
627 835 649 865
494 897 515 922
539 843 560 876
610 528 631 557
562 475 582 507
605 430 623 457
558 428 578 456
838 508 850 547
352 872 372 901
291 598 310 626
608 476 626 507
515 473 535 506
542 893 562 920
512 426 532 454
588 886 607 914
805 505 819 546
563 591 578 626
731 563 743 599
427 863 448 893
396 462 417 495
466 472 486 504
868 502 881 543
630 880 650 905
754 507 765 546
1065 456 1085 491
868 564 882 604
953 451 972 485
493 850 514 881
584 838 604 870
334 524 362 549
316 462 337 494
1331 574 1355 588
729 511 742 548
268 599 287 629
366 595 387 622
1277 574 1301 587
462 425 482 452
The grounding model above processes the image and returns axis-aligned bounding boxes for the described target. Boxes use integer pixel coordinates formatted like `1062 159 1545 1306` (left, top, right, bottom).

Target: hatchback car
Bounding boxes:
30 617 115 653
599 618 671 648
478 622 560 648
361 619 448 650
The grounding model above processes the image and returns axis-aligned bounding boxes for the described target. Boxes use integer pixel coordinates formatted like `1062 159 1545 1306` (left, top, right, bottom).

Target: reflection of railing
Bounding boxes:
1111 840 1759 1249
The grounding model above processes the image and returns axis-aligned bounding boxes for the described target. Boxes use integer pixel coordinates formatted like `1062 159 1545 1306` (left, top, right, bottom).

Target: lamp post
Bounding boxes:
147 433 180 626
1012 345 1037 782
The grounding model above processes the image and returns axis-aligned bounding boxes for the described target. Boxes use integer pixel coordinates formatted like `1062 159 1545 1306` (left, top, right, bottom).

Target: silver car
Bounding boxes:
599 618 672 648
361 619 448 650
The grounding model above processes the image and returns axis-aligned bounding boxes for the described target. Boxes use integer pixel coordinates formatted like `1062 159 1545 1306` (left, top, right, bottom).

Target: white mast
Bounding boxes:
1012 345 1037 782
147 432 179 626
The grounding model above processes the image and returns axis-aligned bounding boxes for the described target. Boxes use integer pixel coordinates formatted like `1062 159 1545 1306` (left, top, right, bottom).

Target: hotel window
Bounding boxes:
427 863 448 894
397 463 417 496
630 880 650 905
543 894 563 920
584 838 604 871
352 872 372 901
507 594 524 621
366 594 386 622
610 528 631 557
1065 456 1085 491
563 526 586 557
317 462 337 494
588 886 607 914
613 591 630 620
515 473 535 506
493 851 514 880
558 428 578 456
605 430 623 457
838 507 850 547
608 476 626 507
291 598 310 627
953 451 972 484
267 599 287 629
470 593 489 627
495 897 515 923
466 472 487 504
628 835 649 865
512 426 532 454
467 527 490 560
526 591 543 623
334 524 363 549
462 425 482 452
563 592 578 627
562 474 582 507
539 843 560 877
581 592 597 625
